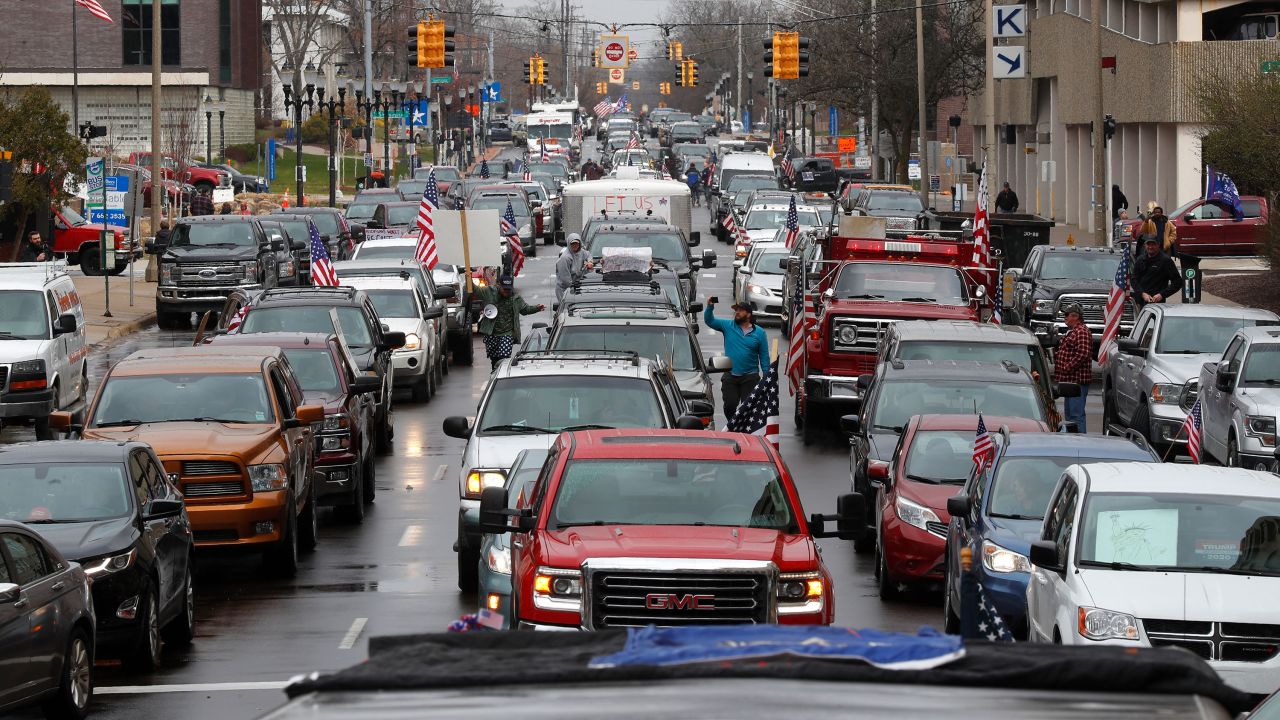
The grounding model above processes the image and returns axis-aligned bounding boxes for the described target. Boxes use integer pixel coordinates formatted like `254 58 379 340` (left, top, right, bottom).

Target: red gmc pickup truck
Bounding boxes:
1124 196 1268 256
480 429 861 630
52 205 133 275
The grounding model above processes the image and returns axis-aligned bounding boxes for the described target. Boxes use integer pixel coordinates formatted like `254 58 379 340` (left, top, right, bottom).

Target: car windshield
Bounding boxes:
1242 344 1280 385
751 251 790 276
345 202 379 221
471 196 528 216
666 113 692 123
552 326 697 371
726 175 777 193
1077 492 1280 576
872 381 1043 433
91 373 274 425
170 222 256 247
354 243 414 260
903 430 977 483
303 213 340 235
478 376 665 434
590 233 686 263
0 290 51 340
1157 317 1276 354
530 124 573 140
1039 253 1119 281
549 459 794 530
897 341 1048 385
835 263 968 304
744 208 820 230
241 306 373 347
677 144 713 157
528 163 566 178
384 205 418 226
0 463 131 523
278 221 311 242
864 193 923 213
61 205 87 225
365 289 418 319
282 348 341 394
989 456 1141 520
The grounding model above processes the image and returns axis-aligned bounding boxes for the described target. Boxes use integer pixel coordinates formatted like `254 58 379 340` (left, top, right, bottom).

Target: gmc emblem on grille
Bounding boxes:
645 593 716 610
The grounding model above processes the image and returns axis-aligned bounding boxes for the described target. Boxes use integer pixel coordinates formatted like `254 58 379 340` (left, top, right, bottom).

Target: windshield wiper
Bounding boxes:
1078 560 1156 571
560 424 616 431
898 297 937 303
843 294 885 300
1151 565 1272 577
989 512 1042 520
871 424 904 434
555 521 642 529
93 419 145 427
905 474 940 484
179 417 251 424
0 331 28 339
481 424 555 434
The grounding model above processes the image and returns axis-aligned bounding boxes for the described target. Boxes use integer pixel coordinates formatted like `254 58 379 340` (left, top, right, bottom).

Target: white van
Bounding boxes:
716 152 776 191
562 176 693 239
0 263 88 438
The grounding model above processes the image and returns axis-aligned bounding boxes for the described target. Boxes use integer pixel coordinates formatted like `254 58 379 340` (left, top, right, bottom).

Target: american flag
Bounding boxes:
975 583 1015 641
972 414 995 470
990 281 1003 325
521 165 533 182
309 222 339 286
76 0 113 23
1098 243 1131 363
479 158 490 179
593 98 612 119
726 360 781 449
226 305 249 334
780 154 795 180
625 132 640 150
413 169 440 269
783 194 800 249
540 143 549 162
971 162 994 293
786 279 808 396
501 199 525 276
1181 397 1203 464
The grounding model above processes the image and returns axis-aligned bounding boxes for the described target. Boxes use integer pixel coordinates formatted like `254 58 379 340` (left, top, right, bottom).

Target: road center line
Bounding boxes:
97 681 290 695
702 273 717 278
339 617 368 649
431 463 448 486
398 524 424 547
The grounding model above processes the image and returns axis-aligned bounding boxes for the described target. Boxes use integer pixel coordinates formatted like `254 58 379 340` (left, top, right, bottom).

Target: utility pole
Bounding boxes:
149 0 162 244
561 0 570 91
736 18 743 125
1092 0 1107 243
916 0 928 208
983 0 995 171
363 2 374 100
870 0 880 180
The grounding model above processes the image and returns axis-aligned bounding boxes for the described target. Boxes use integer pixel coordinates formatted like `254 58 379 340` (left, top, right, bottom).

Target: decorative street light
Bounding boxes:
352 75 375 185
216 101 227 163
203 93 214 162
457 87 468 167
444 95 454 167
281 64 318 206
316 74 347 208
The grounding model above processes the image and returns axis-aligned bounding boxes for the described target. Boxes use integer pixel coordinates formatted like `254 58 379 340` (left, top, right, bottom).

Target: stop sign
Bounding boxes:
604 42 625 62
627 48 638 61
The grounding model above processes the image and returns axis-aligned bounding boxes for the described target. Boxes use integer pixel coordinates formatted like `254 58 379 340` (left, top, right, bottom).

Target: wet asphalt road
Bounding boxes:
1 138 1108 719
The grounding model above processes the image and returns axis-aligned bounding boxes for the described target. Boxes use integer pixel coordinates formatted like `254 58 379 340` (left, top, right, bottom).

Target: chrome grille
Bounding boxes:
1144 619 1280 663
1054 293 1134 327
175 264 242 287
1179 379 1200 413
182 481 244 498
831 317 897 354
589 571 769 628
183 460 240 476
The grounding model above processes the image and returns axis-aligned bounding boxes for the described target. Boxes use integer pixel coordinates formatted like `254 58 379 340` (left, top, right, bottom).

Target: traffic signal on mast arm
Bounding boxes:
675 60 686 87
534 56 546 85
408 22 427 67
592 48 600 67
524 58 535 85
763 32 810 80
687 58 699 87
597 82 608 94
409 18 454 69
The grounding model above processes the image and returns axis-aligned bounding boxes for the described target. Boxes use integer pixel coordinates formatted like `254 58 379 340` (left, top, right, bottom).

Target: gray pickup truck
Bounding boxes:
1197 325 1280 470
1103 304 1278 457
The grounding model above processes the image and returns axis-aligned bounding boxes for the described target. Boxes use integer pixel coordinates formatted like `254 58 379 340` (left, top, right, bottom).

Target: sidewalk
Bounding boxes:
74 263 157 347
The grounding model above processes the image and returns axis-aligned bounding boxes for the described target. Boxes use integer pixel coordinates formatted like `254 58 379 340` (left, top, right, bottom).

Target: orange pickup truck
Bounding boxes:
59 346 323 573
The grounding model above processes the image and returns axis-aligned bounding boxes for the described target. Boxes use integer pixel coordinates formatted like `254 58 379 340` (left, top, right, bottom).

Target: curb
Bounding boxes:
89 312 158 349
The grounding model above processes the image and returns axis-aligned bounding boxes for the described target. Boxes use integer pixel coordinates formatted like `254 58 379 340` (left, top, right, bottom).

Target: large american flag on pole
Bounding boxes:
726 360 781 450
226 305 249 334
972 414 995 471
785 279 814 396
309 222 339 286
594 98 612 119
1097 243 1131 363
990 282 1003 325
971 163 994 293
783 194 800 249
1181 397 1203 464
413 169 440 269
780 154 796 180
76 0 114 23
501 200 525 277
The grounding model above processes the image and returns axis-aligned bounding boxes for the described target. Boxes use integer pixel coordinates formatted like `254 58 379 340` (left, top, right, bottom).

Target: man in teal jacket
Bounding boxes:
704 298 769 422
475 275 544 370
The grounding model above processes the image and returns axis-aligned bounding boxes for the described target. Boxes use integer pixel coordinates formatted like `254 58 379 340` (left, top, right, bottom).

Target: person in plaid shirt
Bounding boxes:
1053 302 1092 432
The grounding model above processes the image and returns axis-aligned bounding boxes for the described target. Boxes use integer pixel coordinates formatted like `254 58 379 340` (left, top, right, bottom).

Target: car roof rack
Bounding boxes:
510 350 641 366
259 286 357 300
570 279 663 293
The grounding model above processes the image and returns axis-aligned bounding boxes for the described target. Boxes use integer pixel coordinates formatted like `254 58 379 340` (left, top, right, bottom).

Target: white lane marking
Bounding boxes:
702 273 717 278
339 617 369 649
398 525 424 547
97 681 290 695
432 463 448 485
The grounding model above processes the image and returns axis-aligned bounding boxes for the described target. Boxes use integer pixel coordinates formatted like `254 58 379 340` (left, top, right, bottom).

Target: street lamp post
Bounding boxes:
218 105 226 163
457 87 468 167
353 76 374 186
317 81 346 208
467 85 477 163
203 94 213 162
746 72 753 129
282 68 317 206
444 96 454 167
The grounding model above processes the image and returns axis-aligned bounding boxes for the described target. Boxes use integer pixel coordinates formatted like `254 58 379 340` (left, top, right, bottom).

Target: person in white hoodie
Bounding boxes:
554 233 593 303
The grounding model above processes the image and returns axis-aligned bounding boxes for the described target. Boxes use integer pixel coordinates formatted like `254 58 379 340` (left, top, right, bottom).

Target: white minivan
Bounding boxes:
0 263 88 438
1026 462 1280 694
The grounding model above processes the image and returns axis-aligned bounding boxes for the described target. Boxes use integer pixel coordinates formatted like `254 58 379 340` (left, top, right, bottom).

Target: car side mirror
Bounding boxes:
291 238 306 251
478 485 511 533
0 583 21 604
856 374 873 389
701 248 716 267
839 414 861 434
423 306 445 320
380 331 407 351
350 375 381 395
1018 274 1035 285
531 322 548 330
690 259 702 270
706 355 733 373
1116 337 1147 358
1215 366 1237 392
433 287 455 300
675 415 704 430
1054 382 1081 399
974 285 987 300
1039 333 1060 350
1183 213 1195 223
53 313 77 335
946 495 972 520
1029 540 1064 574
866 460 890 482
443 415 472 439
295 404 325 425
810 492 865 539
270 239 283 252
689 231 701 246
687 399 715 417
143 498 184 520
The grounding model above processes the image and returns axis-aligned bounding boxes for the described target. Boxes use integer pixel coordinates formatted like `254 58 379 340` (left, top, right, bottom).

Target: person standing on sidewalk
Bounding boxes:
190 186 214 216
19 231 51 262
1053 303 1092 433
474 275 544 371
704 298 769 422
995 182 1019 213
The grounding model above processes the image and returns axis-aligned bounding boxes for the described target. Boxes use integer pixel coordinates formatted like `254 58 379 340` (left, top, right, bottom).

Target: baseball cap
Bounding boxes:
498 275 514 289
1142 233 1160 244
731 303 754 313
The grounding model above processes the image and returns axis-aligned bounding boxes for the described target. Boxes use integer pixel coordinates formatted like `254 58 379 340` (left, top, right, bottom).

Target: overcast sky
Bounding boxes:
568 0 669 55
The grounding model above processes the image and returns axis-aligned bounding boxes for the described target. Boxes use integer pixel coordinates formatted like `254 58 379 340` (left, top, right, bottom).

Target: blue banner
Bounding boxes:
267 138 277 182
589 625 964 670
829 105 837 136
1205 165 1244 221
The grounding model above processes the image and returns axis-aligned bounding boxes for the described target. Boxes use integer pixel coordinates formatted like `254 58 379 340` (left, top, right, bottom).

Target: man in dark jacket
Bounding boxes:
1111 185 1128 220
189 187 214 216
18 231 51 262
995 182 1019 213
1130 235 1182 307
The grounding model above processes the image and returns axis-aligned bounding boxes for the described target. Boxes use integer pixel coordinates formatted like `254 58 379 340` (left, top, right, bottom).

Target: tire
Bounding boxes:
457 547 479 592
79 248 102 276
268 500 299 575
1228 435 1240 467
943 574 961 634
161 563 195 646
410 371 430 402
853 530 876 553
126 584 163 671
298 485 318 552
35 415 56 441
1102 388 1119 434
363 456 376 504
877 544 902 601
802 405 822 446
343 463 366 523
441 349 450 376
106 264 127 276
1129 401 1152 445
41 627 92 720
527 241 537 258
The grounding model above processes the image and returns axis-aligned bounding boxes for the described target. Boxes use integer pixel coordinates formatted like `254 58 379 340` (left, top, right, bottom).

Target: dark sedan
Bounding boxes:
0 441 194 672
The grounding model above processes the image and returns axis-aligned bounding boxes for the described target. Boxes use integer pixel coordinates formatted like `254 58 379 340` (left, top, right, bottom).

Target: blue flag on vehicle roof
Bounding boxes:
589 625 964 670
1205 166 1244 221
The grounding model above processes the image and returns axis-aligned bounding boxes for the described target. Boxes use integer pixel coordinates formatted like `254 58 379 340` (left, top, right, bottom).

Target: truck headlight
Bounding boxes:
1078 606 1139 641
402 332 421 351
248 463 288 492
981 540 1032 573
83 548 136 578
322 413 350 431
835 324 858 345
278 259 296 278
895 495 940 532
160 264 174 284
465 468 506 498
1032 299 1054 315
1150 383 1184 405
11 359 46 375
240 260 259 278
1245 415 1276 447
533 566 582 613
319 435 350 451
486 546 512 575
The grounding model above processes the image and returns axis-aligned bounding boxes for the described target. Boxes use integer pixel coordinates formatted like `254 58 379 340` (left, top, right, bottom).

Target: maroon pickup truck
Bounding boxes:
127 152 229 192
1125 196 1267 256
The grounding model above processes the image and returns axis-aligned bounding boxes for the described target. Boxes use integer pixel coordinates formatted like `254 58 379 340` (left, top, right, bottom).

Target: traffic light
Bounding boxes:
596 82 608 94
78 122 107 141
672 41 683 62
592 48 600 67
524 58 535 85
675 61 686 87
689 58 699 86
679 58 698 87
410 18 454 69
763 32 810 79
408 22 427 67
534 56 546 85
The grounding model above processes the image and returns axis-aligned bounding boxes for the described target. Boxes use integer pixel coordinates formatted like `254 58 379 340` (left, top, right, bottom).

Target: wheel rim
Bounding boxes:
1229 441 1238 467
70 636 90 709
184 573 195 630
147 590 161 661
309 494 318 539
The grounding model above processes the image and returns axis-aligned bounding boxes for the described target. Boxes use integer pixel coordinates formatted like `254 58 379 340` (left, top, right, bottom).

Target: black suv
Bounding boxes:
235 287 406 453
273 207 360 257
152 216 282 329
1009 244 1135 350
582 223 714 305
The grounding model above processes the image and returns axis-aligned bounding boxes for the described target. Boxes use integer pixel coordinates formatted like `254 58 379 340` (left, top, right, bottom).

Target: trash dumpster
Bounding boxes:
1179 253 1203 304
918 211 1054 269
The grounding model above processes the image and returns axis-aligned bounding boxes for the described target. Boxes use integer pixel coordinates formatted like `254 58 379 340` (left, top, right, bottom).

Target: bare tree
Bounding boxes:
265 0 346 92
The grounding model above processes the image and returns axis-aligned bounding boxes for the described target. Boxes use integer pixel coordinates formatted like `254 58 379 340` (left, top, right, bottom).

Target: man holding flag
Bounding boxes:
414 169 441 269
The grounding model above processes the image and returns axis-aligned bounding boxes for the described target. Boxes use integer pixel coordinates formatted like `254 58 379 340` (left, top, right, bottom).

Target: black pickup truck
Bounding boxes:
151 216 282 329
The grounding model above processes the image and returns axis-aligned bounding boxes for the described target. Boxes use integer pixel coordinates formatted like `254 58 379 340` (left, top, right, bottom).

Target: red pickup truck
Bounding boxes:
1124 196 1267 256
480 429 861 630
127 152 229 192
52 205 133 275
